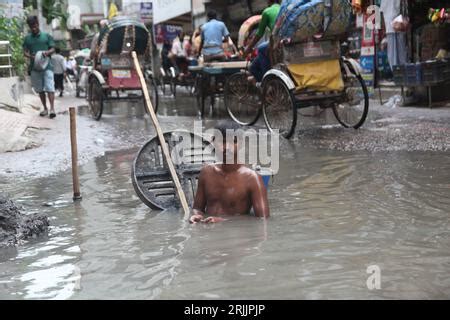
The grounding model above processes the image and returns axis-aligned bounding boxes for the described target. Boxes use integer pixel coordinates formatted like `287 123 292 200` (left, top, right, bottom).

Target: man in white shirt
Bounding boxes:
169 32 188 76
51 47 66 97
380 0 407 69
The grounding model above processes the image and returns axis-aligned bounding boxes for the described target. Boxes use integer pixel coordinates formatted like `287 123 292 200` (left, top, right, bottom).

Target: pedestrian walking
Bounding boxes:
51 47 66 97
23 15 56 118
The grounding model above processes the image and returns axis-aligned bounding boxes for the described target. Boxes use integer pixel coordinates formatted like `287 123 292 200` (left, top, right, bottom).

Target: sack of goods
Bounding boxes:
238 15 262 48
33 51 50 71
273 0 353 42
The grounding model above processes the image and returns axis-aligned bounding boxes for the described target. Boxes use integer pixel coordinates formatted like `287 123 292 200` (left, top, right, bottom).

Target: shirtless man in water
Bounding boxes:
190 122 270 223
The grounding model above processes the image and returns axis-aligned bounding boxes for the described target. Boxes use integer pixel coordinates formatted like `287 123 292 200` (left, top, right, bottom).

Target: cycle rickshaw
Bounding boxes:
87 17 159 120
224 0 369 139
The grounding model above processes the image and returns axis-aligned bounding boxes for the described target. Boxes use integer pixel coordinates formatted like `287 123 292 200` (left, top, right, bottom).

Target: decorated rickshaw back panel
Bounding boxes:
107 68 141 89
273 0 353 42
283 39 340 64
96 17 151 57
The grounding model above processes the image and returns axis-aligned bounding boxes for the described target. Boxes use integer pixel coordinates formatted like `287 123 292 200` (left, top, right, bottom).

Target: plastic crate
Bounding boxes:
422 60 448 84
392 65 404 85
406 63 422 85
445 61 450 80
392 63 422 86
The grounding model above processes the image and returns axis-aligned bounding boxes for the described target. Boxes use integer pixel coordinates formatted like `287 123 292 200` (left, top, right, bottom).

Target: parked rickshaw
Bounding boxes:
87 17 158 120
225 0 369 139
190 59 247 118
73 49 92 98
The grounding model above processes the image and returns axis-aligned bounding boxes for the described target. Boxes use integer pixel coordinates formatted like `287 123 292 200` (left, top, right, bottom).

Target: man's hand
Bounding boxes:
243 46 252 58
189 214 204 224
201 216 226 224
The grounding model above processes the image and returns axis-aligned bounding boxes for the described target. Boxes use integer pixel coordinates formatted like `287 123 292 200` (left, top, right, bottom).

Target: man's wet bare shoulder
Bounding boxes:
201 163 260 181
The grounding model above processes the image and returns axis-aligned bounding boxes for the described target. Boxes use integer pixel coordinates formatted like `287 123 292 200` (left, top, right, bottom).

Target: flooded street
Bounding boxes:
1 93 450 299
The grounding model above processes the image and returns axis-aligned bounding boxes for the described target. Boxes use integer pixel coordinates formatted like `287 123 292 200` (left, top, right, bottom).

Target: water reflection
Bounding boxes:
0 99 449 299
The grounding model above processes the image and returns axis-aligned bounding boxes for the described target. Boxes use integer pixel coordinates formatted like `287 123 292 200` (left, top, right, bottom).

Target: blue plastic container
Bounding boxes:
256 167 273 189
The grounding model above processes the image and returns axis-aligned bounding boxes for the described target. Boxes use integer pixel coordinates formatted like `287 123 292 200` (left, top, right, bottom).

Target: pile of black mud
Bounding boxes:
0 193 49 249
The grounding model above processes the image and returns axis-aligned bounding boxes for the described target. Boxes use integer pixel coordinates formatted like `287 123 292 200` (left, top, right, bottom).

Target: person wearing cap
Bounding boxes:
23 15 56 118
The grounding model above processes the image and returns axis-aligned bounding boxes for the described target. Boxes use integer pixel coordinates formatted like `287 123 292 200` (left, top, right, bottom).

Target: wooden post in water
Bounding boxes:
70 107 82 201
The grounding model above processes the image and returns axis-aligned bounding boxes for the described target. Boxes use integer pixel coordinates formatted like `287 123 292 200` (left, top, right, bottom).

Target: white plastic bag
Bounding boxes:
383 94 404 108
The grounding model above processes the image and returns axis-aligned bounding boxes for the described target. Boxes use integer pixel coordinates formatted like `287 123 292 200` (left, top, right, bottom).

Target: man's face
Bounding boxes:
214 135 238 164
29 22 39 35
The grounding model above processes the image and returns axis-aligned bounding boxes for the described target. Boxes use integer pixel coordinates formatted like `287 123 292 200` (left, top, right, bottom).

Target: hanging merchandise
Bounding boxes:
392 0 410 32
108 2 118 20
351 0 370 14
352 0 362 13
428 8 450 24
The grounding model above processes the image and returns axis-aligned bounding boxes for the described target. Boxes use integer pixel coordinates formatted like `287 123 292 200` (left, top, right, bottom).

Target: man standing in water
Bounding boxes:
190 122 270 224
23 16 56 118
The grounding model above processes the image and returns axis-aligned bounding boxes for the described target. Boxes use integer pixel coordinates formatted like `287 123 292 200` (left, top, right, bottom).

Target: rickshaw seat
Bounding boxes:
287 59 344 92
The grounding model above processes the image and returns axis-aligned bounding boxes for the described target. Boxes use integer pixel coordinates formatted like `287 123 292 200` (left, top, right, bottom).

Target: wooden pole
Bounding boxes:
131 51 190 219
70 107 82 201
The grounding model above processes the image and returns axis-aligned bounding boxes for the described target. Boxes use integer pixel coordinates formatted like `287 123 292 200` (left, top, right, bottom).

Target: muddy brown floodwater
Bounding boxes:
0 92 449 299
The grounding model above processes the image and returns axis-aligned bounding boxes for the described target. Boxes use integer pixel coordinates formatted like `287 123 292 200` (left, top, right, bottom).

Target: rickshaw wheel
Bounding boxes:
333 63 369 129
194 74 206 117
158 76 166 95
170 78 177 97
225 71 261 126
262 77 297 139
145 77 159 114
88 77 104 121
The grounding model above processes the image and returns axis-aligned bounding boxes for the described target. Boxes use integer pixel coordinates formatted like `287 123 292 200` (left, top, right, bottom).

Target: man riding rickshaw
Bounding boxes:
224 0 369 139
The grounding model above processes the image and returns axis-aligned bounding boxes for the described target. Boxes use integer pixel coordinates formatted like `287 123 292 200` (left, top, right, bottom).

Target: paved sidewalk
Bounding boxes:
0 92 83 153
0 109 52 153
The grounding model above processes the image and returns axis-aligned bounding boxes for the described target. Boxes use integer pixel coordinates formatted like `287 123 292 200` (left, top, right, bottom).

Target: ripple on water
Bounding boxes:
1 137 450 299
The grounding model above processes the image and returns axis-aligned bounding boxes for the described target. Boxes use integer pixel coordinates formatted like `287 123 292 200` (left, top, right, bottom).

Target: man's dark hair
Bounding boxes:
26 15 38 26
214 120 243 143
269 0 281 4
55 47 61 54
207 10 217 20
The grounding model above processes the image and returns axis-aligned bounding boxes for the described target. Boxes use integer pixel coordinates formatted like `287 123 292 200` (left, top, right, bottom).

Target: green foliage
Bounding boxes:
0 9 27 78
54 39 67 50
42 0 68 31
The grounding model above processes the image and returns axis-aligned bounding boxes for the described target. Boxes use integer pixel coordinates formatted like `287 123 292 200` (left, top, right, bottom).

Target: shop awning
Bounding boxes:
153 0 192 25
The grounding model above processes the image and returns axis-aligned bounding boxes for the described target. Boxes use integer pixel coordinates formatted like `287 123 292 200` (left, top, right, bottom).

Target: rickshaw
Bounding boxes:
87 17 158 120
191 58 247 118
73 49 92 98
224 0 369 139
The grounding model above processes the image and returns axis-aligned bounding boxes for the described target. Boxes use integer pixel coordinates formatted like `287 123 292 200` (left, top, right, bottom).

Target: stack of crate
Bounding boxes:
0 41 13 77
422 60 449 85
392 63 422 86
